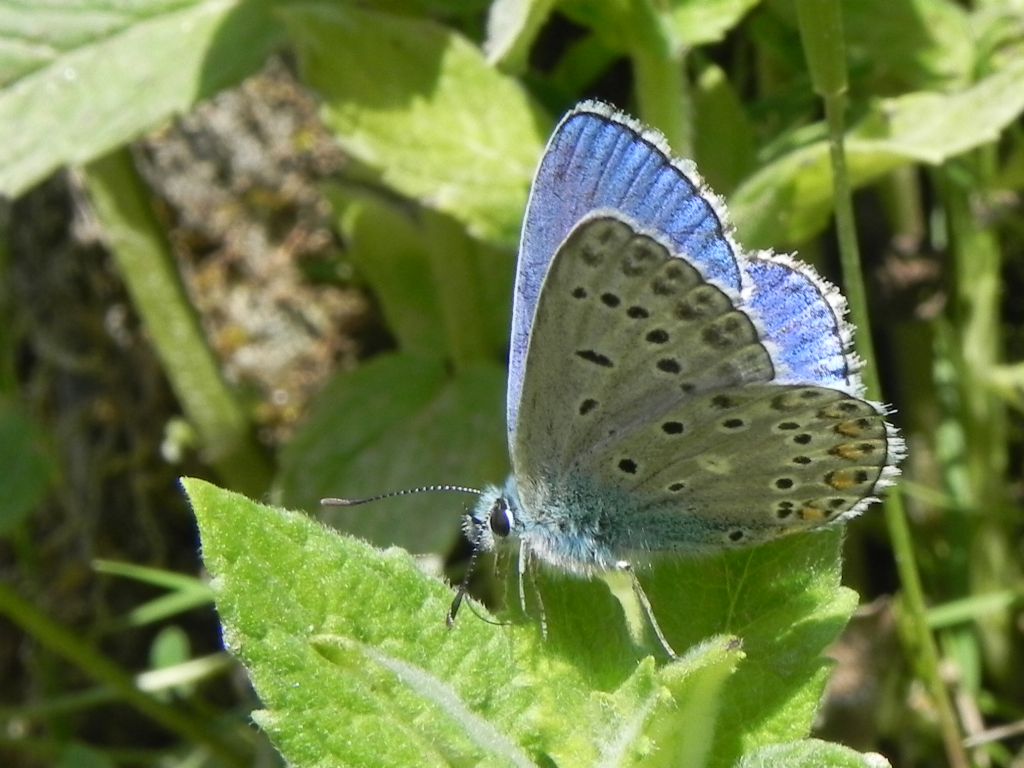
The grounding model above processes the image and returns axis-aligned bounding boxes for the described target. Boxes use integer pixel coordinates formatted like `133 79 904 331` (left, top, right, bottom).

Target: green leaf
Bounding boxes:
187 477 872 766
849 59 1024 163
737 739 892 768
327 184 512 364
562 0 758 55
693 61 756 194
0 0 191 85
186 477 753 767
284 3 544 247
0 396 53 535
665 0 763 47
840 0 972 91
730 58 1024 247
275 354 507 554
0 0 284 196
330 186 449 359
484 0 558 71
754 0 971 94
641 532 858 766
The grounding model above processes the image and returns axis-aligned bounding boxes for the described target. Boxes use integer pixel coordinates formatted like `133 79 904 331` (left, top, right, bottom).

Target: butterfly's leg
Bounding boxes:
517 539 529 615
617 561 678 660
519 540 549 639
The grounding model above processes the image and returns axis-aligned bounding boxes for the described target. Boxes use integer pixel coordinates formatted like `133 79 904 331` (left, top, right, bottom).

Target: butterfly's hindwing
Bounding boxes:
746 256 855 391
586 383 895 550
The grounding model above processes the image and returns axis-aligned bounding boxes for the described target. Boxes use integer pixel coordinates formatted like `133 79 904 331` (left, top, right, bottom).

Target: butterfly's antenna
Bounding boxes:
321 484 483 507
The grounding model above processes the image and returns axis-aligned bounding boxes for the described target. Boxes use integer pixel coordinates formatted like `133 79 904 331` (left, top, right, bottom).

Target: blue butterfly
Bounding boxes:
448 101 903 650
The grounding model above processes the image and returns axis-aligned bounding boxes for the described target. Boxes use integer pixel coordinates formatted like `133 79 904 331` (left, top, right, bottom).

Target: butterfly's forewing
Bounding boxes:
512 215 899 553
508 102 745 443
511 101 872 442
510 215 770 501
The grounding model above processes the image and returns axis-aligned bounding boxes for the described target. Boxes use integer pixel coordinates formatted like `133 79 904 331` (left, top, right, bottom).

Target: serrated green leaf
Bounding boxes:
641 532 858 767
275 354 507 554
634 637 743 767
284 3 544 247
185 477 758 768
188 476 869 767
0 0 284 196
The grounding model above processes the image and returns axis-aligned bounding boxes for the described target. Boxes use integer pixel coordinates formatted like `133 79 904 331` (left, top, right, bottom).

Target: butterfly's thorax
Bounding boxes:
486 474 695 574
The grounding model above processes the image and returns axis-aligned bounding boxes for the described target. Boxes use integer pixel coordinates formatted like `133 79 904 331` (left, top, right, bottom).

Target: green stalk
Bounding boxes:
426 213 490 371
630 1 691 157
82 148 271 496
0 583 247 766
941 159 1017 686
795 2 968 767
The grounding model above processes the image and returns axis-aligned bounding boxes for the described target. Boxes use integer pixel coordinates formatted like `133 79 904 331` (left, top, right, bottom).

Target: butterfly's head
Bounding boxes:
464 483 519 554
446 481 522 627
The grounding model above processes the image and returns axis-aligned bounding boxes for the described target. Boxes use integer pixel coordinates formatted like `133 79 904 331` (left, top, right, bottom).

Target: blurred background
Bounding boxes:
1 0 1023 766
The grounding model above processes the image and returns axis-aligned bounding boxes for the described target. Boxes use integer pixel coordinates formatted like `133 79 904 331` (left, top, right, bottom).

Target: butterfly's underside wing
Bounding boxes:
511 215 897 556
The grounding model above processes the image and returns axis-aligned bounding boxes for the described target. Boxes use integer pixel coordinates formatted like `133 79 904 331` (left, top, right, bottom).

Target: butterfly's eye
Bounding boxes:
488 499 513 537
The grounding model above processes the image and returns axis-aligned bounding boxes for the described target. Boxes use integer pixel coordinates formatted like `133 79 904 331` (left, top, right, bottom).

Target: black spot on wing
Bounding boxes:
576 349 614 368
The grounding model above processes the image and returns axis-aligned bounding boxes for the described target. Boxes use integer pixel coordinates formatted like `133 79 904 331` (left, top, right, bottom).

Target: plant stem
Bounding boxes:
795 2 968 766
941 157 1018 686
82 148 271 496
631 3 691 157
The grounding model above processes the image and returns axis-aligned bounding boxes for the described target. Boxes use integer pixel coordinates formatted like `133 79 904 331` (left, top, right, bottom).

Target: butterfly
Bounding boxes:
323 101 903 654
445 101 903 652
